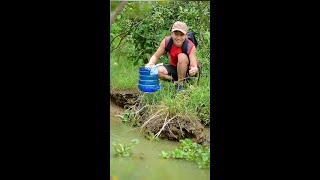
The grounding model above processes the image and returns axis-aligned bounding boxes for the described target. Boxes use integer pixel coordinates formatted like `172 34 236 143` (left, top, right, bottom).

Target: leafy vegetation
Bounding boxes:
111 1 210 68
160 138 210 169
111 0 211 147
144 132 160 141
112 139 140 157
118 108 141 127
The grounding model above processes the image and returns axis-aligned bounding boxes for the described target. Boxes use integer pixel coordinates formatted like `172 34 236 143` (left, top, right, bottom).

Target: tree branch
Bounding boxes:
110 32 126 46
110 34 127 53
110 19 143 53
111 1 128 24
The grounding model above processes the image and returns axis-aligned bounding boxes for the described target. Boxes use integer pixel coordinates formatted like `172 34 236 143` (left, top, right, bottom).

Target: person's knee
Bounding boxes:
157 66 167 79
158 66 167 75
177 53 189 65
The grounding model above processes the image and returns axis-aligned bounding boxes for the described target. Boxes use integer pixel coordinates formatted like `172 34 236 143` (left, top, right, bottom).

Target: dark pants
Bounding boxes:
163 64 192 81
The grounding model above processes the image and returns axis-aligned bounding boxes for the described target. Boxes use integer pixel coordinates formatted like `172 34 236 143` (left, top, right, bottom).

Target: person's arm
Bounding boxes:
145 39 166 67
188 46 198 76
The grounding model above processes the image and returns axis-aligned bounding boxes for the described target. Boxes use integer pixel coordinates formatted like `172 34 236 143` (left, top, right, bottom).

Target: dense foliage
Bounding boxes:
110 2 211 170
160 138 210 169
110 1 211 137
111 1 210 68
111 1 211 125
112 139 140 157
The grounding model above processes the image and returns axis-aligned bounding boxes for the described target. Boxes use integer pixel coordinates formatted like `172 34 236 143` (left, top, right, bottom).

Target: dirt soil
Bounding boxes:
110 89 141 108
110 89 210 146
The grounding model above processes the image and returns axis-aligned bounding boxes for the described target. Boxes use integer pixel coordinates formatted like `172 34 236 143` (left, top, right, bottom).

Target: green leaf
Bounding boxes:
119 144 124 151
131 139 139 145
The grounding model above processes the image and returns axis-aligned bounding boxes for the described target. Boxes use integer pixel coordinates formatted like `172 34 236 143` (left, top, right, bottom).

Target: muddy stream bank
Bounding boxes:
110 100 210 180
110 89 210 146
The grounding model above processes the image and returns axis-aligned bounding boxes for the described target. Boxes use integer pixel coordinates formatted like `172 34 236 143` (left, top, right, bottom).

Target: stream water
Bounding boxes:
110 103 210 180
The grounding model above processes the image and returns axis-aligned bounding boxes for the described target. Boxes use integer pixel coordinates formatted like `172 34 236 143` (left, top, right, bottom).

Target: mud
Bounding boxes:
110 89 210 146
110 89 140 108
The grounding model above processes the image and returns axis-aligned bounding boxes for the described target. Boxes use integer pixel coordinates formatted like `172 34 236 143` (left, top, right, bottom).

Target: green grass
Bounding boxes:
110 50 140 91
142 77 210 125
110 48 211 125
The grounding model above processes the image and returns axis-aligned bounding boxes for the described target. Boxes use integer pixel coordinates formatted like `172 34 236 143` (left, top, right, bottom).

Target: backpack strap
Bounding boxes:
165 36 200 68
183 39 200 68
164 37 173 54
165 36 191 55
182 39 189 56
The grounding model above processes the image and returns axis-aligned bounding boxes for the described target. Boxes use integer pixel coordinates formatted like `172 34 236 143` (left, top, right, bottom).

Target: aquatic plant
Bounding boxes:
118 109 141 127
144 132 160 141
160 138 210 169
112 139 140 157
120 110 131 123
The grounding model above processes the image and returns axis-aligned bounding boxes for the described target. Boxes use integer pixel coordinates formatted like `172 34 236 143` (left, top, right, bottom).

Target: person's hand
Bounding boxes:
189 66 198 76
145 62 155 68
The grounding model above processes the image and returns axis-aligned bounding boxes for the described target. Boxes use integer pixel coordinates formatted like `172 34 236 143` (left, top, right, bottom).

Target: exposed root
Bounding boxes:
177 119 184 137
110 90 210 146
114 115 123 118
154 114 177 139
134 105 148 115
140 108 168 132
167 124 178 139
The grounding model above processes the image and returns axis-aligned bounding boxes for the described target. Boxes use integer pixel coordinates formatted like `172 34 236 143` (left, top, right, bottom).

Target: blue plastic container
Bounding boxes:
138 84 162 92
139 71 151 75
138 66 161 92
139 75 159 80
139 79 159 85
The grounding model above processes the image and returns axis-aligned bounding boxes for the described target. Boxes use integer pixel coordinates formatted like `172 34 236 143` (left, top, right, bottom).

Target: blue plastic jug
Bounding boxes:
138 65 161 92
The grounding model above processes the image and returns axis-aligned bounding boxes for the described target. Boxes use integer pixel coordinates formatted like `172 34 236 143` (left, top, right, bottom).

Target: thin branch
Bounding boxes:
167 124 178 139
177 119 184 137
110 32 127 46
110 33 128 53
110 18 142 53
140 108 168 132
135 105 148 115
111 1 128 24
154 115 177 139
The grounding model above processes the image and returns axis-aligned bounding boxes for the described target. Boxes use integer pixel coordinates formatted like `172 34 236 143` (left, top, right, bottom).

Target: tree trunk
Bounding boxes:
110 1 128 24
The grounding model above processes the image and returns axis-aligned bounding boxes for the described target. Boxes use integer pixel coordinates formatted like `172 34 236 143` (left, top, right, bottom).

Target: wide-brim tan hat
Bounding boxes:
171 21 188 34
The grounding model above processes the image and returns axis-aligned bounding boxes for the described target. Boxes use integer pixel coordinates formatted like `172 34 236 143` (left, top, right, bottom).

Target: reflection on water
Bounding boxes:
110 109 210 180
